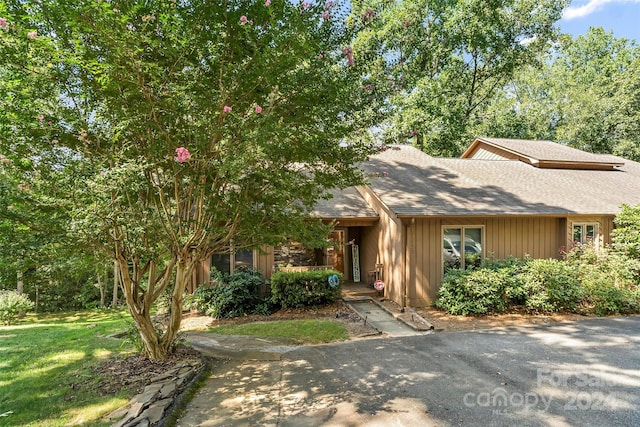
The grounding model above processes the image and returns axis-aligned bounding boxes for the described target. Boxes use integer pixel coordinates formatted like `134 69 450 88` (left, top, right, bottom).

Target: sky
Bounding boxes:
560 0 640 41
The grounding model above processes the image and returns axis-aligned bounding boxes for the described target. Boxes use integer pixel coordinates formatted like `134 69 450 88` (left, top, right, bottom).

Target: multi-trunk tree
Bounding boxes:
0 0 378 359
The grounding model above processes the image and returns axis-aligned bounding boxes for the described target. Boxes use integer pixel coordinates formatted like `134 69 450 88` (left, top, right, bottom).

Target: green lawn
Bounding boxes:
206 319 349 344
0 310 135 427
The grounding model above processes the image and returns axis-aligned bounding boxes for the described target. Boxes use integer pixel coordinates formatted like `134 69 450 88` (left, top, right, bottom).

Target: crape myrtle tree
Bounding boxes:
0 0 379 359
350 0 569 156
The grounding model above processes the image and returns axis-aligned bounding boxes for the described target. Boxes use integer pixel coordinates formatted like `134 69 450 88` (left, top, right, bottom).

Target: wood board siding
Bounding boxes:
407 216 566 306
466 144 518 161
357 186 405 305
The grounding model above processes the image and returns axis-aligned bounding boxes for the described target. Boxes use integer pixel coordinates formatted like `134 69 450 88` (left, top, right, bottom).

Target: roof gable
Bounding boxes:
462 137 624 170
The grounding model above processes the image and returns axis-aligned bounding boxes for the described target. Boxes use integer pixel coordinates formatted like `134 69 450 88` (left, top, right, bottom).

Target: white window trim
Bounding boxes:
442 225 485 271
571 222 600 248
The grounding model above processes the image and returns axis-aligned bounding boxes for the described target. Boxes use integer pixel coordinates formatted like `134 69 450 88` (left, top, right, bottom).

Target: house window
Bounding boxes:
572 223 598 246
443 227 483 273
211 249 255 275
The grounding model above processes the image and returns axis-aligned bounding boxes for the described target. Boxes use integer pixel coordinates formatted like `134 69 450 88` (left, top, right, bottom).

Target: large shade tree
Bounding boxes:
475 28 640 160
0 0 378 359
350 0 569 156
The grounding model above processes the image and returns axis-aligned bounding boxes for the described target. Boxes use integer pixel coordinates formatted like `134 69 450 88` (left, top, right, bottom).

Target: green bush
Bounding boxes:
521 259 583 312
612 204 640 260
435 261 524 315
184 269 275 319
436 246 640 316
0 290 34 325
270 270 342 308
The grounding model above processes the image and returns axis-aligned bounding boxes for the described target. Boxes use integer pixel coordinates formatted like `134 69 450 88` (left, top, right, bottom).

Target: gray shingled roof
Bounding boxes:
312 186 378 219
363 145 640 216
473 137 624 166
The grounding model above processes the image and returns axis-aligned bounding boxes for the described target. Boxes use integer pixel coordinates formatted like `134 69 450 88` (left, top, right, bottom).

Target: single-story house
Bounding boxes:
194 137 640 308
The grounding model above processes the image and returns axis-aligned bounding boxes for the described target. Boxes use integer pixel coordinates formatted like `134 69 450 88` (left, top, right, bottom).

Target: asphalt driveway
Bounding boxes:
177 316 640 426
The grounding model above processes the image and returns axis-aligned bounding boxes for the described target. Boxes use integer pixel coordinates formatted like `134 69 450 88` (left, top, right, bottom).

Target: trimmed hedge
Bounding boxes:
271 270 342 308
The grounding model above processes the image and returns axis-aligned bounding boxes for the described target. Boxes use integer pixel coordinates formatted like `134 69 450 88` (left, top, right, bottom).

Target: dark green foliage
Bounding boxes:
612 204 640 260
184 269 275 319
270 270 342 308
435 258 526 315
436 247 640 316
521 259 583 312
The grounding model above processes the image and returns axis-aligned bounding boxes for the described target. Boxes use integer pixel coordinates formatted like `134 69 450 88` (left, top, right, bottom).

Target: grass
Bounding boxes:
0 309 135 427
206 319 349 344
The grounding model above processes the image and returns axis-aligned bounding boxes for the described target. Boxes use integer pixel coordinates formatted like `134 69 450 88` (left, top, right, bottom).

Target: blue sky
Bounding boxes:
560 0 640 41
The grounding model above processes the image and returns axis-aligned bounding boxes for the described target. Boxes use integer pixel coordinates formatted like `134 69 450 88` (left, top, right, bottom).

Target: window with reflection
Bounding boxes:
572 223 598 245
443 227 483 273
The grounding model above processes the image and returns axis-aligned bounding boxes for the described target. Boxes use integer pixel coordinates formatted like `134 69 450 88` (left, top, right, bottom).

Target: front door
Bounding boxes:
328 230 345 274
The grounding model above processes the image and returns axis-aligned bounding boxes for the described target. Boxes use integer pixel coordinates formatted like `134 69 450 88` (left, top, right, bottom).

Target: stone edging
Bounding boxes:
107 358 207 427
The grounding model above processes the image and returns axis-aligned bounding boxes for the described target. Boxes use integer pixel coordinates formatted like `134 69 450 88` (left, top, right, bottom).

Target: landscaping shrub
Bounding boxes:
184 269 275 319
436 245 640 316
270 270 342 308
612 203 640 260
0 290 34 325
572 249 640 315
520 259 583 312
435 260 525 315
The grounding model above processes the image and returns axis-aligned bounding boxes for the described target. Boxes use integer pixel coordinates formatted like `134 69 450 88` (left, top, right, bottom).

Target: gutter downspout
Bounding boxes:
402 218 415 312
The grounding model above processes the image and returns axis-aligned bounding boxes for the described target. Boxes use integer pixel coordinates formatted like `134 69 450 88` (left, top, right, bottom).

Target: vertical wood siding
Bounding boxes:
409 216 566 306
358 187 405 305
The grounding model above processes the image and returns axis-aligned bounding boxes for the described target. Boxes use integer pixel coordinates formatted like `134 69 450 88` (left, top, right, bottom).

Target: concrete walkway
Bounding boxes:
347 300 426 337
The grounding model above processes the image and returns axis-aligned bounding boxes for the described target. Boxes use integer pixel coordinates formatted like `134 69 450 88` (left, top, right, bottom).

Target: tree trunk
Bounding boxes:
97 273 105 308
117 256 192 360
17 271 25 317
16 271 23 294
112 260 119 309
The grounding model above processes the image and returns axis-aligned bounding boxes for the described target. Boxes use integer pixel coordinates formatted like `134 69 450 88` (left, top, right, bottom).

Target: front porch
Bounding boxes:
341 280 380 299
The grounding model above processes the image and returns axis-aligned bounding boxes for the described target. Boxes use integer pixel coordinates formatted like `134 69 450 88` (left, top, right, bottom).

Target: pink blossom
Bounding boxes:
323 12 330 20
317 53 324 59
239 15 252 25
223 105 232 113
325 1 334 9
27 31 37 39
382 171 389 177
265 0 271 5
363 84 372 90
17 183 30 191
342 46 354 66
37 114 44 121
175 147 191 163
362 8 375 23
302 1 310 8
255 105 263 114
0 18 8 29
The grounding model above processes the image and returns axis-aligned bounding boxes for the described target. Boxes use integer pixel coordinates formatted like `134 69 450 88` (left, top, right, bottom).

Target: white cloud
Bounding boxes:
563 0 640 20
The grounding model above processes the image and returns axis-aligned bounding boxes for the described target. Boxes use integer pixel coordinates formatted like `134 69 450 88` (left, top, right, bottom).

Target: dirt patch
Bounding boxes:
415 305 590 332
72 346 202 398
